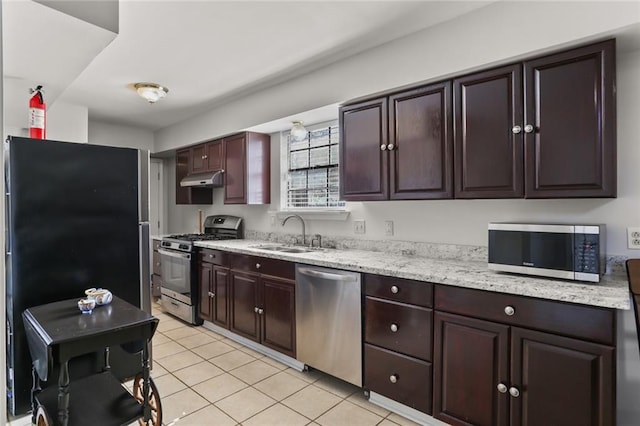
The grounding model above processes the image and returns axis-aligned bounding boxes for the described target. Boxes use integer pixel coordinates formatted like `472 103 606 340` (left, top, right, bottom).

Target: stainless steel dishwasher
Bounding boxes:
295 264 362 387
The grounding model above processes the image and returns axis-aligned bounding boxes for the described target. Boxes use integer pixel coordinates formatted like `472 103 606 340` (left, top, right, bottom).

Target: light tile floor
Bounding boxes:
8 302 421 426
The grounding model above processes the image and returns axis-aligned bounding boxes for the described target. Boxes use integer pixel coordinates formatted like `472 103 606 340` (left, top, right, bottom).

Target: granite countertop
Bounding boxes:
194 239 630 310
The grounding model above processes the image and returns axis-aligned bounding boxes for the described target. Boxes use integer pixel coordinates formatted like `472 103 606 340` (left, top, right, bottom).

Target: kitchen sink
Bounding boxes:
252 244 319 253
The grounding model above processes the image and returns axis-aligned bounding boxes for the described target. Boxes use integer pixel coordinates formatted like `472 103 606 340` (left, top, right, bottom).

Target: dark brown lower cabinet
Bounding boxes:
230 270 261 341
198 261 230 328
230 270 296 358
433 311 615 426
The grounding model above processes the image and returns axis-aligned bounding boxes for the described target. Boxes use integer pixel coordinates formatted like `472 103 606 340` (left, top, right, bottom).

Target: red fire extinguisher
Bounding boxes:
29 85 46 139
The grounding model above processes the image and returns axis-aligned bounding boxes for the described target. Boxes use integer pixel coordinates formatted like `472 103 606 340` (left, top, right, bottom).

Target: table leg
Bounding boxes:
142 340 151 421
57 361 70 426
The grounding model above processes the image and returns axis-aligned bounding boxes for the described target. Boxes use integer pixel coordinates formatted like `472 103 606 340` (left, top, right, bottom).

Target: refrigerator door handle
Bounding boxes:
139 222 151 314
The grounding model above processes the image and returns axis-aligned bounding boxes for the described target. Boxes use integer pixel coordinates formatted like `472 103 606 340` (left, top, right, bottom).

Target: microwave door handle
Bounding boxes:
158 249 191 260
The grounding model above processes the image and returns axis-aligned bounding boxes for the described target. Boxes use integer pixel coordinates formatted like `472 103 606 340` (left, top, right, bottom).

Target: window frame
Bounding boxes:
279 120 347 214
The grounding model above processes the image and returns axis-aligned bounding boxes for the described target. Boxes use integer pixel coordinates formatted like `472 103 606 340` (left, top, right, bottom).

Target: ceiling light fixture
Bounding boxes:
134 82 168 103
290 121 308 141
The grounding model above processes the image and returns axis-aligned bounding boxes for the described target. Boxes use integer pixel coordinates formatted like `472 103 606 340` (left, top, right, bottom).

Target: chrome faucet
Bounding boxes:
281 214 306 246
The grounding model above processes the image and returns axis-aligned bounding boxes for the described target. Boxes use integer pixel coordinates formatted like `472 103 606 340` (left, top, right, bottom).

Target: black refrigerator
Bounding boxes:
5 136 151 415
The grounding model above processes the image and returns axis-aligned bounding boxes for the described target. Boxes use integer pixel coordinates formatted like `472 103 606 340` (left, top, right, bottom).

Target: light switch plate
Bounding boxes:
354 220 366 234
385 220 394 236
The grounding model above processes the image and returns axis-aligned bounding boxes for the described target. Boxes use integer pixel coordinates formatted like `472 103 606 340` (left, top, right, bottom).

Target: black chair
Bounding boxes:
627 259 640 354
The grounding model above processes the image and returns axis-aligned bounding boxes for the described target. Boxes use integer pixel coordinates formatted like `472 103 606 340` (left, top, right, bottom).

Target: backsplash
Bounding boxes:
244 230 629 277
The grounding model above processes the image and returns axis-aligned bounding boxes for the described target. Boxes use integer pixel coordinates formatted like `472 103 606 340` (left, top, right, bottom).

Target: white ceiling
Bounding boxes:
4 1 495 133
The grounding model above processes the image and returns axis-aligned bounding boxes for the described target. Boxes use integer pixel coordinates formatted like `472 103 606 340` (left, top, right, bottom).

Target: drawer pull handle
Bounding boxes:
389 374 398 384
504 306 515 316
509 386 520 398
497 383 508 393
256 263 261 269
390 285 399 294
390 323 398 333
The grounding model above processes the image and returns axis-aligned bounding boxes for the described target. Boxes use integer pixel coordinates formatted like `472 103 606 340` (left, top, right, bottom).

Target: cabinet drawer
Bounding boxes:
365 297 432 361
365 344 432 415
435 285 615 345
152 240 161 251
199 249 228 266
231 254 295 280
365 274 433 307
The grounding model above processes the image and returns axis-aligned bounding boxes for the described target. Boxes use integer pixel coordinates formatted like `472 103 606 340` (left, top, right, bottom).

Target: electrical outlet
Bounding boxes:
354 220 366 234
270 215 276 226
385 220 394 236
629 227 640 249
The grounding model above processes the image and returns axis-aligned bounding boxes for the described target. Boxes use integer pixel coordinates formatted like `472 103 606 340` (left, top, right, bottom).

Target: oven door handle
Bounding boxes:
158 248 191 260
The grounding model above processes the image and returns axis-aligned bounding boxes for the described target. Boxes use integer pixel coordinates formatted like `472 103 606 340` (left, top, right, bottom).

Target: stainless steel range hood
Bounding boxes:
180 170 224 187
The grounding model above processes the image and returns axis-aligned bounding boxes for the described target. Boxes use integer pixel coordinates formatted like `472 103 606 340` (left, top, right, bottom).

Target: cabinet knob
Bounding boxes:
390 285 399 294
258 308 264 315
524 124 535 133
156 262 160 266
203 155 208 159
389 374 398 384
201 155 205 160
387 144 395 151
511 125 522 134
254 307 259 313
209 254 214 258
390 323 399 333
208 291 215 298
497 383 508 393
504 306 515 316
256 263 261 269
380 144 387 151
509 386 520 398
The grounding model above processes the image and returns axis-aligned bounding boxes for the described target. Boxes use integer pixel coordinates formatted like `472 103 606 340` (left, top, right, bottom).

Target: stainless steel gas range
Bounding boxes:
159 215 243 324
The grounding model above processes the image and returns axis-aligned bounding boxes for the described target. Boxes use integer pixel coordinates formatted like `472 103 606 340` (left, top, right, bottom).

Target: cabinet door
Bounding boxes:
191 145 207 173
389 82 453 199
175 149 190 204
212 266 229 329
339 98 388 201
224 134 247 204
454 64 523 198
230 270 260 341
433 312 509 426
261 275 296 357
510 327 614 426
206 140 223 172
524 39 616 198
198 262 213 322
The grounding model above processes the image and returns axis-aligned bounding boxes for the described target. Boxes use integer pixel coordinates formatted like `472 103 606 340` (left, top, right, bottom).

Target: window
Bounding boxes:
283 123 345 209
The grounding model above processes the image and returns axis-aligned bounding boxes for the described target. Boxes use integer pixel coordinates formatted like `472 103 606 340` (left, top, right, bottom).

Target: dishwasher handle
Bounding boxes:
297 267 356 282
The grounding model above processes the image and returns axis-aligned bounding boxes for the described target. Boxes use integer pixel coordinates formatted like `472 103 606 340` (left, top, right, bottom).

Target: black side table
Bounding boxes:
23 296 160 426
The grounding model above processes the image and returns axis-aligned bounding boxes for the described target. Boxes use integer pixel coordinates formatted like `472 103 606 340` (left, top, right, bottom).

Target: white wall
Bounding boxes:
47 100 88 142
88 120 154 151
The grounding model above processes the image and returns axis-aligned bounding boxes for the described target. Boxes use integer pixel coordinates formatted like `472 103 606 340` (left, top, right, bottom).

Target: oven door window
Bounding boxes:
158 249 191 295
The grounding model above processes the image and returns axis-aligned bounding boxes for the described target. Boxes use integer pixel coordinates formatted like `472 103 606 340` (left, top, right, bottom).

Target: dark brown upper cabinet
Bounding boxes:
454 64 524 198
191 140 224 174
223 132 271 205
340 82 453 201
175 148 213 205
524 39 616 198
389 82 453 199
454 39 616 199
340 98 389 201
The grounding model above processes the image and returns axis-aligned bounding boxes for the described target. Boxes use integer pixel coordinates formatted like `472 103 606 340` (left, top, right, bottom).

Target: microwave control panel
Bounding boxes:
574 233 600 274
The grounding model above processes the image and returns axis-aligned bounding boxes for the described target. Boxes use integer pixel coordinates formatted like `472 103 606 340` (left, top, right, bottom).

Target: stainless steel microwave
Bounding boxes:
488 223 605 283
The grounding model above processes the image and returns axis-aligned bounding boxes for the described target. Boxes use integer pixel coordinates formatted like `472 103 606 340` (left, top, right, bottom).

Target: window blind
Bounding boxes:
286 125 344 209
